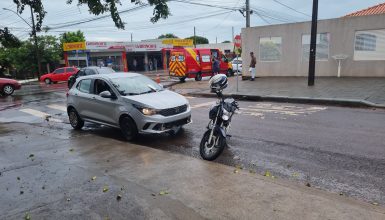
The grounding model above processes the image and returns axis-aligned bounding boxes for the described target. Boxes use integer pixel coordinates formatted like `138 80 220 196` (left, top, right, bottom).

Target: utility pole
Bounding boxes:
246 0 250 27
232 26 234 43
308 0 318 86
30 5 41 77
130 33 133 42
194 26 196 48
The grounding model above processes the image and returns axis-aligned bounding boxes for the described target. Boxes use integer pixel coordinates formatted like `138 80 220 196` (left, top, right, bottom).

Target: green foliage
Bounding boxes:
0 35 61 77
14 0 171 30
0 28 21 48
59 30 86 43
158 33 178 39
185 36 209 45
222 40 231 43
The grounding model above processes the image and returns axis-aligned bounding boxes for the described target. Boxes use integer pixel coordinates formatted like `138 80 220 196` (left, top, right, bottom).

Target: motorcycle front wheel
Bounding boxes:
199 129 226 161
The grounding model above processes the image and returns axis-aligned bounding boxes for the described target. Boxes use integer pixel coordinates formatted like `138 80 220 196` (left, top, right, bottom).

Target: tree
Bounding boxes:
0 28 21 48
13 0 170 30
60 30 86 43
0 28 21 77
185 36 209 45
222 40 231 43
158 33 178 39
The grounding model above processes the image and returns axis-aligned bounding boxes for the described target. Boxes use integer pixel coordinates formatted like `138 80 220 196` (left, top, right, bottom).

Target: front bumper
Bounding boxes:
131 107 192 134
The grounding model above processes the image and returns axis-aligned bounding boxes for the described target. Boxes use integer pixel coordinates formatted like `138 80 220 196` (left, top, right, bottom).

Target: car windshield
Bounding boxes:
110 75 163 96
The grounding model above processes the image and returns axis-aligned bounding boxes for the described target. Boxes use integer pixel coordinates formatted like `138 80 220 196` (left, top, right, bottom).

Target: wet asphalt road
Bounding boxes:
1 83 385 205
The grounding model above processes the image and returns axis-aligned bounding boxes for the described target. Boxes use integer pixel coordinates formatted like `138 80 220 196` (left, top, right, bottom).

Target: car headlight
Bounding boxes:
133 104 158 116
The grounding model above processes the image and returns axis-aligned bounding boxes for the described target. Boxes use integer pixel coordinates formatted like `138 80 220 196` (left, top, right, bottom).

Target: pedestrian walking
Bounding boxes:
133 58 137 71
149 59 153 71
249 52 257 81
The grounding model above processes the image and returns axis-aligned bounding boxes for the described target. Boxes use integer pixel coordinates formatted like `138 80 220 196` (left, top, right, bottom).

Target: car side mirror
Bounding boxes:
99 91 115 99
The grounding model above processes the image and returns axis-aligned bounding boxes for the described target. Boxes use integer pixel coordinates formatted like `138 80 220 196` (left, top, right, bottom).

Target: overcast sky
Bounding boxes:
0 0 384 43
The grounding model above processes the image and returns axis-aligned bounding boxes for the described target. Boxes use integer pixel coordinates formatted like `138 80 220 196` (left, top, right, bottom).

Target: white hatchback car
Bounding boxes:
67 73 191 140
231 57 242 74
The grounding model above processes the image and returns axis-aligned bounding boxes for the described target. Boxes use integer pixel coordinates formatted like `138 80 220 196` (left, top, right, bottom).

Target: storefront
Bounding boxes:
63 39 193 72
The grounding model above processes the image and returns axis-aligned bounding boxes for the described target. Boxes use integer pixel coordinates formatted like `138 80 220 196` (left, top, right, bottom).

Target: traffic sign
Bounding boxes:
234 35 241 48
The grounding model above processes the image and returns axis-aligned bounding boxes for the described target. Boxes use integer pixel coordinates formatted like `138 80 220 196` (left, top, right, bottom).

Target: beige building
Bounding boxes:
241 7 385 77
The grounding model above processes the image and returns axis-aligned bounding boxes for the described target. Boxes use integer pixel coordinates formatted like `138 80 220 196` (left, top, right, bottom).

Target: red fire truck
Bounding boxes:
168 48 233 82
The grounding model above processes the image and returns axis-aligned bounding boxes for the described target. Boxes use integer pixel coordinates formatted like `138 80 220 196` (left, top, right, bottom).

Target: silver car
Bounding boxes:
66 72 191 140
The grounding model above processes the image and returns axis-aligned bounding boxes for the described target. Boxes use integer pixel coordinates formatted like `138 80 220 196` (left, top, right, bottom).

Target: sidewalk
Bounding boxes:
171 77 385 108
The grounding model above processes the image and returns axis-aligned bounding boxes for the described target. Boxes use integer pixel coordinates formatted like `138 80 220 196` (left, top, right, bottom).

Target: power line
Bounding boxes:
271 0 311 17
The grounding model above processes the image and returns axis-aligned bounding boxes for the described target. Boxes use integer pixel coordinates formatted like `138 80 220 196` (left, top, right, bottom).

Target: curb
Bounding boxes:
187 92 385 109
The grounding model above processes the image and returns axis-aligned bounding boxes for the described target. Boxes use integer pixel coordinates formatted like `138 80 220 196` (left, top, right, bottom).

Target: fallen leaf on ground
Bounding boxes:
159 190 169 195
17 177 20 181
264 171 271 177
233 169 239 174
339 192 344 196
91 176 96 181
151 193 156 196
29 154 34 158
235 164 243 169
20 191 24 195
103 186 109 192
24 212 31 220
372 202 379 206
67 198 71 202
69 148 74 152
305 183 311 187
116 194 122 201
249 170 256 174
292 172 299 177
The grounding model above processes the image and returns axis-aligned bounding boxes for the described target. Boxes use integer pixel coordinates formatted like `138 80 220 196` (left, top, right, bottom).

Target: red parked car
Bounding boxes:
0 78 21 96
40 67 79 84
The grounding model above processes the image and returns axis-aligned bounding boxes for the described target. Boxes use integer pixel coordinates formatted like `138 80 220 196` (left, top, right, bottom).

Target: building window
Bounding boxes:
259 37 282 62
354 29 385 61
355 34 376 51
302 33 330 61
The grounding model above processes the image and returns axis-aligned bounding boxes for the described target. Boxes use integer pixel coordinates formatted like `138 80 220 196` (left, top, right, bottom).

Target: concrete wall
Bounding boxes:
241 14 385 77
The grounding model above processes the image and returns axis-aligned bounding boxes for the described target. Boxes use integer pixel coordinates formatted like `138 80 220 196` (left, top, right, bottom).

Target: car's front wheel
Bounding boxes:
45 78 52 84
120 115 138 141
68 108 84 130
2 84 14 96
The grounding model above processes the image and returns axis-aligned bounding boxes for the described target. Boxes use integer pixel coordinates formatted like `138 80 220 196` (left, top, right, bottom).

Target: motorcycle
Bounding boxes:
199 90 239 161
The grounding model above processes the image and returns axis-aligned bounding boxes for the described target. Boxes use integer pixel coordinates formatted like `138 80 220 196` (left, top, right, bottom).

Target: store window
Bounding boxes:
354 29 385 61
302 33 330 61
259 37 282 62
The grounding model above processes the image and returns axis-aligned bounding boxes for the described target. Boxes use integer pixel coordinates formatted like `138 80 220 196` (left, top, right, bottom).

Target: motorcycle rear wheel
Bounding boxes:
199 129 226 161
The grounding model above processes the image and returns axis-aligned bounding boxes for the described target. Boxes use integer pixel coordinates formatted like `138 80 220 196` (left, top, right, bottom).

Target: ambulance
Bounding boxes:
168 48 233 82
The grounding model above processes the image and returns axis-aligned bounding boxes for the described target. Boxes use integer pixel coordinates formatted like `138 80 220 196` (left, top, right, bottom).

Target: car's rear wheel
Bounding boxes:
68 108 84 130
2 84 14 96
45 78 52 84
179 77 186 83
120 115 138 141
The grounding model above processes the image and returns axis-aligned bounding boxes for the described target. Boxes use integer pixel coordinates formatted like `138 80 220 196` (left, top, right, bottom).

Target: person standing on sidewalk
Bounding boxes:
249 52 257 81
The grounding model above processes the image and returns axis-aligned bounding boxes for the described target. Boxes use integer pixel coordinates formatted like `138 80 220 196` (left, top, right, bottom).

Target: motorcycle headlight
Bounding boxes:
222 115 229 121
134 104 158 116
222 108 230 121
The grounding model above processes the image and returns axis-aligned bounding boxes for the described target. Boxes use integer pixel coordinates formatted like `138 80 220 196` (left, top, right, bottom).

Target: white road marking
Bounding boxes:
191 101 215 109
20 108 63 123
47 104 67 112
